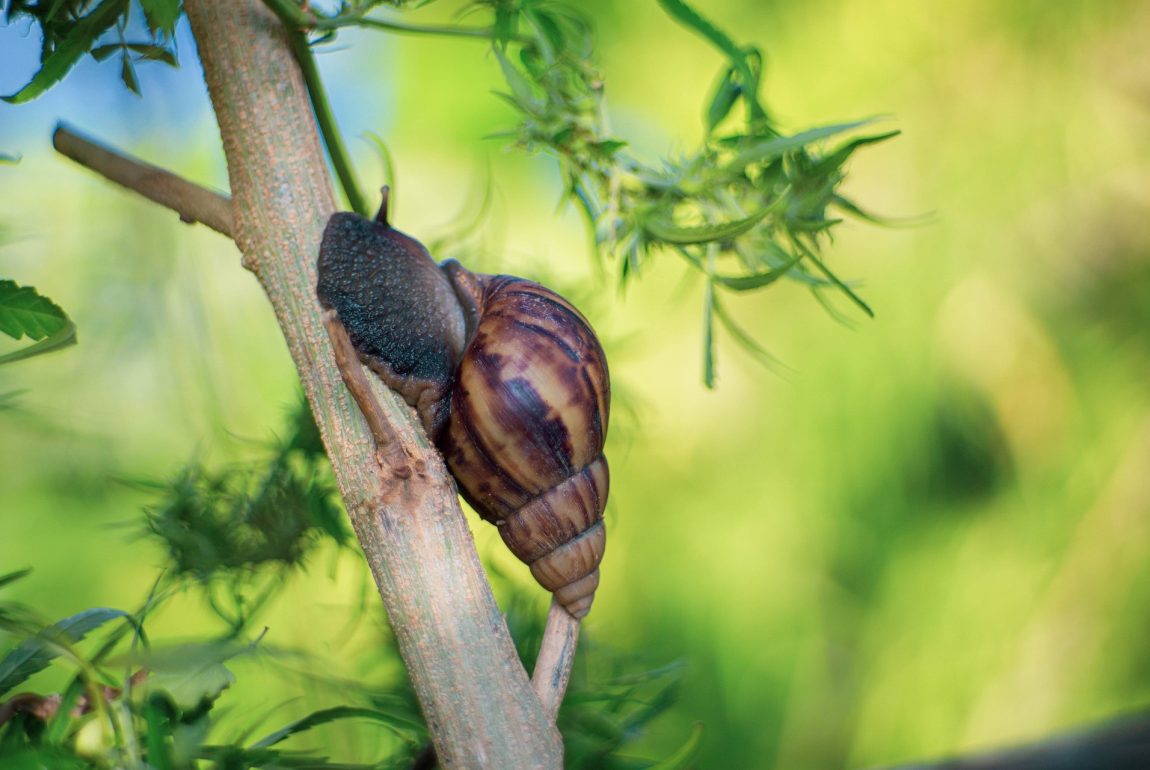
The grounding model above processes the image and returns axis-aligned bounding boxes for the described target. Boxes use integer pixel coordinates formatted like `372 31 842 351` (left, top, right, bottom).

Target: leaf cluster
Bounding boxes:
2 0 182 102
1 545 698 769
0 569 425 769
141 399 349 591
478 0 899 384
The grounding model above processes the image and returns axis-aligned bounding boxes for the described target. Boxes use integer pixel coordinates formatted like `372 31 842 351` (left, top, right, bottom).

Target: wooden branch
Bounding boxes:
179 0 561 766
53 124 234 239
531 600 581 720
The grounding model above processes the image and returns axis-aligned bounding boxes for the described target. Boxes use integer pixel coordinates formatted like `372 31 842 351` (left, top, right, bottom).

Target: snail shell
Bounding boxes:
316 194 610 618
439 275 609 618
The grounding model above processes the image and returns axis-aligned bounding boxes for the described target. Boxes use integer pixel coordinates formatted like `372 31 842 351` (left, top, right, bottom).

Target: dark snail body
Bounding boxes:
316 196 609 618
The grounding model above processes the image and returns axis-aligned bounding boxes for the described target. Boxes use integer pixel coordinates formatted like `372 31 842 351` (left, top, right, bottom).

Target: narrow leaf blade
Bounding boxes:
253 705 420 748
0 608 129 697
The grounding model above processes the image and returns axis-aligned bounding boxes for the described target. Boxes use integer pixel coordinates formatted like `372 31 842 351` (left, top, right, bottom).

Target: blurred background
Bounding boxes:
2 0 1149 767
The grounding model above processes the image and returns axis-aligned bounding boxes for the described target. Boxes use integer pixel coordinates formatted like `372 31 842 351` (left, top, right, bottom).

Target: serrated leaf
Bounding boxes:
649 723 704 770
732 119 879 167
0 320 77 366
0 608 129 697
254 706 421 748
0 280 70 340
140 0 182 37
3 0 130 104
646 206 770 245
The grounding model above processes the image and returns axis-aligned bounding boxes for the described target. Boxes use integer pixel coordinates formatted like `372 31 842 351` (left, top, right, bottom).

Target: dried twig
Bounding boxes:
53 124 234 239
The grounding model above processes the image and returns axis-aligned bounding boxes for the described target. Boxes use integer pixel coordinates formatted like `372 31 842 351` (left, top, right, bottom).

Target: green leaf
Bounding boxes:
657 0 745 71
0 153 20 164
732 119 879 167
120 53 140 95
0 320 77 366
713 292 782 369
127 44 178 66
253 706 420 748
144 645 238 710
704 66 740 134
710 255 801 291
0 569 32 591
89 43 123 62
0 608 129 697
140 0 182 37
649 723 704 770
3 0 130 104
818 129 901 172
0 280 70 340
793 238 874 318
494 47 542 115
702 282 716 389
645 206 770 245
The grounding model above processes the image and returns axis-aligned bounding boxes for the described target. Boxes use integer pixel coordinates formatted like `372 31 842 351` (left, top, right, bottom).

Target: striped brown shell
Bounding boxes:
437 275 610 618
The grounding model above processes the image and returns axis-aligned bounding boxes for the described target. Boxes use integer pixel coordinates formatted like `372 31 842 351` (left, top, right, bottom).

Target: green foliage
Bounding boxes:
141 399 348 584
1 500 693 769
3 0 896 383
0 608 129 697
0 280 77 366
478 0 896 383
1 0 183 101
287 0 896 384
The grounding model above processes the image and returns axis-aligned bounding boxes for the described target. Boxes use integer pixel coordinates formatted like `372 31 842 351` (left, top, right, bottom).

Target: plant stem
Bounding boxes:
262 0 497 41
53 124 234 238
180 0 562 765
286 30 370 217
530 600 581 720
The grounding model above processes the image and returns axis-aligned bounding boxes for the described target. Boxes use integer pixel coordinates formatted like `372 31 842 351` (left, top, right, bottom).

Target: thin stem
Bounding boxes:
289 32 370 217
261 0 503 41
530 599 581 720
329 15 495 40
53 124 234 239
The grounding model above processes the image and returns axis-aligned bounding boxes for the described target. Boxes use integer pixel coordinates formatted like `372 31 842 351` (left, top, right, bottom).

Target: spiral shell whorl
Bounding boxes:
439 276 610 618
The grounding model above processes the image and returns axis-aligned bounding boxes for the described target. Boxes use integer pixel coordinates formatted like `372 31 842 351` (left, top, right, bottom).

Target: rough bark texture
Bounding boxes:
180 0 561 766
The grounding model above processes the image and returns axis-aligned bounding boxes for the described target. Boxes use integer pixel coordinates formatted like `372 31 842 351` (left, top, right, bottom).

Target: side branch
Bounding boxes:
531 600 580 720
53 124 234 239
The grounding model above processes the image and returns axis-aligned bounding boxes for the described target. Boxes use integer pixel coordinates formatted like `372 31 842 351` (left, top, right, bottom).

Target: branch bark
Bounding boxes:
52 124 234 238
53 112 583 734
177 0 561 766
531 600 580 720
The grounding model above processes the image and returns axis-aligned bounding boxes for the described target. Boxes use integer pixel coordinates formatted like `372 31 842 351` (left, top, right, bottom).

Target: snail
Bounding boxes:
316 190 609 618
